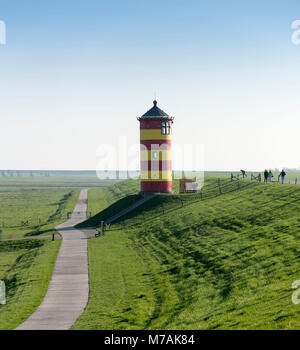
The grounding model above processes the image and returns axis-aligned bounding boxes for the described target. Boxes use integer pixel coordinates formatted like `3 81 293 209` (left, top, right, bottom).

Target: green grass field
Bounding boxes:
2 171 300 330
73 177 300 330
0 187 80 239
0 173 119 239
0 172 119 188
0 239 61 330
0 172 117 330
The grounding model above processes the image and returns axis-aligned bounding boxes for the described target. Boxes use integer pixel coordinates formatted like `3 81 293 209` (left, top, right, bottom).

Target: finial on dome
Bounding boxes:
153 100 157 106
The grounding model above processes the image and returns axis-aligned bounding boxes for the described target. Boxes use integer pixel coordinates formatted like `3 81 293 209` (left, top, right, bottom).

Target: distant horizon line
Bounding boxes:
0 169 298 173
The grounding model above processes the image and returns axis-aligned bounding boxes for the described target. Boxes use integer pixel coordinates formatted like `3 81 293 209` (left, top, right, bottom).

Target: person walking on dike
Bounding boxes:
240 170 247 179
258 173 261 182
268 169 273 182
264 169 269 182
279 169 286 184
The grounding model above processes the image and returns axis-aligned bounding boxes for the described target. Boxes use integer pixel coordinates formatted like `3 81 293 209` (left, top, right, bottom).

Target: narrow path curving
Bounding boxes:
16 189 89 330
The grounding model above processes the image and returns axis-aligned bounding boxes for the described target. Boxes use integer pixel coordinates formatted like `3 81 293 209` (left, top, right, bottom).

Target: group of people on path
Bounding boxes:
263 169 286 184
263 169 273 183
231 169 287 184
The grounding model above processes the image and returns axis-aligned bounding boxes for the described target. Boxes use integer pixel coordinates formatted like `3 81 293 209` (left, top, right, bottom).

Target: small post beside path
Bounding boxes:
95 221 105 238
101 221 105 236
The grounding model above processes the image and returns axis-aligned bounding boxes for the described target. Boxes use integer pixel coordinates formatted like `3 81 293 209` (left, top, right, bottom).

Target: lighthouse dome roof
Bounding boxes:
140 100 170 118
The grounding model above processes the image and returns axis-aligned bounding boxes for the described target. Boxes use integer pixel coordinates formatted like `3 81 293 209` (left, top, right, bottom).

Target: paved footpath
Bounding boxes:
16 189 89 330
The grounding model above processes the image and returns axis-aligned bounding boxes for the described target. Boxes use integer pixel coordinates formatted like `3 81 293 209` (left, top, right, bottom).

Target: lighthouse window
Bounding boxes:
152 151 158 159
161 121 170 135
166 121 170 134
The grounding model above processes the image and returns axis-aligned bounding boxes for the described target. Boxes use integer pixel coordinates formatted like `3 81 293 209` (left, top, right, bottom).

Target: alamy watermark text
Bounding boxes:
0 20 6 45
0 280 5 305
291 20 300 45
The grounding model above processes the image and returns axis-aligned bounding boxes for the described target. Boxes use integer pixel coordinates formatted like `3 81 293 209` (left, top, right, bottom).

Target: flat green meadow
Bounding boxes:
0 187 80 239
0 173 117 240
0 172 115 329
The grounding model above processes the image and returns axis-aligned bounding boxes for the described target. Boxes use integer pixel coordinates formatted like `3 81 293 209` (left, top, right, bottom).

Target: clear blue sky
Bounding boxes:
1 0 300 171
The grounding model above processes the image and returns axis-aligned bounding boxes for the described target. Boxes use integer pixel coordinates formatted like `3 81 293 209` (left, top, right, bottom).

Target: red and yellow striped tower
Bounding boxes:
138 100 174 193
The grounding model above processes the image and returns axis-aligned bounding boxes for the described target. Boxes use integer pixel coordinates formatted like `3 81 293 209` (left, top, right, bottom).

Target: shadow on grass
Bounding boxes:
76 194 142 228
24 228 55 237
0 239 45 252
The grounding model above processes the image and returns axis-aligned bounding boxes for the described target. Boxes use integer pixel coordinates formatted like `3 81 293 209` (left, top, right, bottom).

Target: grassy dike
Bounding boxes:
0 239 61 329
73 178 300 330
72 229 157 329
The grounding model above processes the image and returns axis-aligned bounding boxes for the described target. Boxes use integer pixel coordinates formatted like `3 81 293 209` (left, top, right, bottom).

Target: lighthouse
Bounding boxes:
138 100 174 193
